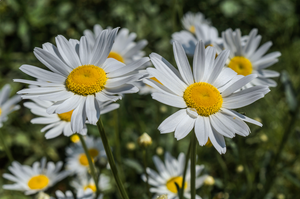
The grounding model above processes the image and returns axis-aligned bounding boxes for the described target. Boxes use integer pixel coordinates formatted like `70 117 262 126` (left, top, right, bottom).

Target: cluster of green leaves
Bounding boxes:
0 0 300 198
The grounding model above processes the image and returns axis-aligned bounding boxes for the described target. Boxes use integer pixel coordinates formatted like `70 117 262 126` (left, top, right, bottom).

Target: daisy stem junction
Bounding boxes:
0 129 14 163
97 118 129 199
78 134 99 195
190 132 197 199
179 139 192 199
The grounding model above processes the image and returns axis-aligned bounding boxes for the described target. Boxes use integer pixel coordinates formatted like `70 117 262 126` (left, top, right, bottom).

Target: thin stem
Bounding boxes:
190 133 197 199
78 134 99 195
179 139 192 199
97 118 129 199
0 129 14 163
143 149 151 198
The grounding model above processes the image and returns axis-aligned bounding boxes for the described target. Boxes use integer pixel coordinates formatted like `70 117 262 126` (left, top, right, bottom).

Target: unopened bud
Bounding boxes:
138 133 152 148
260 134 268 142
157 194 168 199
204 176 215 186
70 134 80 143
236 165 244 173
156 147 164 155
126 142 136 150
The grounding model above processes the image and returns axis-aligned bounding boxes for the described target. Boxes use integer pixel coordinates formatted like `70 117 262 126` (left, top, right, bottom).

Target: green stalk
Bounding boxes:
78 134 99 195
179 139 192 199
0 129 14 163
190 133 197 199
97 118 129 199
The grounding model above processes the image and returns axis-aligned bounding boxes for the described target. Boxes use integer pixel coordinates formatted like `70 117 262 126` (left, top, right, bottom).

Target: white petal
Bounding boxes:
158 109 187 133
194 116 209 146
85 95 99 125
151 93 187 108
79 36 91 65
222 74 257 97
193 41 205 82
202 46 216 82
207 49 230 84
55 95 85 114
174 113 195 140
71 99 86 133
209 127 226 154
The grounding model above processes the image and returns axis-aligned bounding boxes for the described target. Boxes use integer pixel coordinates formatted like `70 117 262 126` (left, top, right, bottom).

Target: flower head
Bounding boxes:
3 158 70 195
145 41 269 154
181 12 210 34
222 28 281 87
53 189 103 199
143 152 207 199
15 28 149 133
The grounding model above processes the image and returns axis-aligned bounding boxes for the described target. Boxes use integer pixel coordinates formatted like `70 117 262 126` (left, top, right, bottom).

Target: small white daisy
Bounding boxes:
24 99 119 139
182 12 210 34
142 152 207 199
2 157 70 195
71 173 111 193
53 189 103 199
0 84 21 127
14 28 150 133
145 41 270 154
84 24 148 64
222 28 281 87
66 136 106 174
172 24 222 56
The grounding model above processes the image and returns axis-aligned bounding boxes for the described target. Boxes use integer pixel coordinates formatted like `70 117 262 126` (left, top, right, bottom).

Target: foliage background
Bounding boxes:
0 0 300 198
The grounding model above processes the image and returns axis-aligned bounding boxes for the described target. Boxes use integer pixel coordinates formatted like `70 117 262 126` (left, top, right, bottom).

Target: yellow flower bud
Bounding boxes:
138 133 152 148
204 176 215 186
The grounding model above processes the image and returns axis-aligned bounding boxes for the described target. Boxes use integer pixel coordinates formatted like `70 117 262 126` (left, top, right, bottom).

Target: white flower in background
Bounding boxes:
71 173 111 193
172 24 222 56
53 189 103 199
135 71 163 95
0 84 21 127
182 11 210 34
222 28 281 87
84 24 148 64
24 99 119 139
66 136 106 174
2 158 70 195
14 28 150 133
145 41 269 154
142 152 207 199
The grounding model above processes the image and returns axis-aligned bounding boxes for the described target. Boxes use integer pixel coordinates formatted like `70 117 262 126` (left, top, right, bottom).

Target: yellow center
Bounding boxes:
166 176 187 193
228 56 253 76
84 184 97 192
27 175 49 190
78 148 98 166
70 134 80 143
108 51 125 63
58 110 73 122
66 65 107 96
189 26 195 33
183 82 223 116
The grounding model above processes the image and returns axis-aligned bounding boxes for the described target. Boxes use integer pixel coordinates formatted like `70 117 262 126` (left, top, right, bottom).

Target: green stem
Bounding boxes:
78 134 99 195
97 118 129 199
179 139 192 199
143 149 151 198
190 133 197 199
0 129 14 163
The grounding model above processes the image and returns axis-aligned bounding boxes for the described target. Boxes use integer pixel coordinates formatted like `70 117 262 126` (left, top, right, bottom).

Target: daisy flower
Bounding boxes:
172 24 222 56
14 28 150 133
0 84 21 127
53 189 103 199
182 12 210 34
71 173 111 193
66 136 106 174
2 157 70 195
84 24 148 64
24 99 119 139
142 152 207 199
222 28 281 87
144 41 270 154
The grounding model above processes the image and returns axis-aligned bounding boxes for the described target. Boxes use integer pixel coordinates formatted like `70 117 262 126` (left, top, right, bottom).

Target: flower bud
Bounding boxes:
138 133 152 148
204 175 215 186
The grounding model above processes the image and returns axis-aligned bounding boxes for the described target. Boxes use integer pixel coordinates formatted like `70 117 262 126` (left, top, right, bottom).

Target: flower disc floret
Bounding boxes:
66 65 107 96
183 82 223 116
166 176 187 193
228 56 253 76
27 175 49 190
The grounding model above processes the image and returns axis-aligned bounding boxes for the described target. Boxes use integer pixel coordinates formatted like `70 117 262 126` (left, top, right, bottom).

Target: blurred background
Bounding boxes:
0 0 300 198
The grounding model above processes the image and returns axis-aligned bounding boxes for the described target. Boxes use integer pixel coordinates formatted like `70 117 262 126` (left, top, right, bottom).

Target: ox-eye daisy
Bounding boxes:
84 24 148 64
182 12 210 34
2 158 70 195
144 41 269 154
66 136 106 174
172 24 222 56
14 28 150 133
0 84 21 127
222 28 281 87
24 99 119 139
142 152 207 199
71 173 111 193
53 189 103 199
